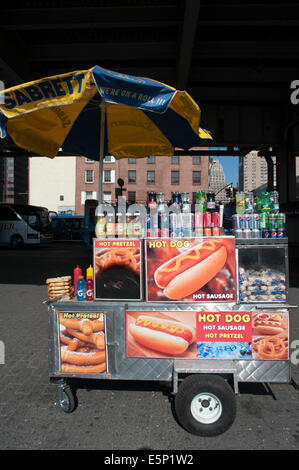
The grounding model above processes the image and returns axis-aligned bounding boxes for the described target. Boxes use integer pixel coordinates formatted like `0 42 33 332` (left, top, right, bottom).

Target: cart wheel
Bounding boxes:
174 374 236 437
58 386 75 414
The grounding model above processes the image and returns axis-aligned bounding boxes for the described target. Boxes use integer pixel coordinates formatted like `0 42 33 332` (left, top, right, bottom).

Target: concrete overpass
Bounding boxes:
0 0 299 204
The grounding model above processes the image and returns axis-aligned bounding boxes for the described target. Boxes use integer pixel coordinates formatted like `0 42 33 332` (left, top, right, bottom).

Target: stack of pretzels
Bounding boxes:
46 276 73 300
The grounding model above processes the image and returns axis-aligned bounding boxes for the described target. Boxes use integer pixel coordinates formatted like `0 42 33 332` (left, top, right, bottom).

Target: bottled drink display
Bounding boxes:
94 190 223 239
233 190 286 239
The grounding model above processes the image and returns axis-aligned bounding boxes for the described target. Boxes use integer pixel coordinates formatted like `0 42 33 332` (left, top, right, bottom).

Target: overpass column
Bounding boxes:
276 125 297 204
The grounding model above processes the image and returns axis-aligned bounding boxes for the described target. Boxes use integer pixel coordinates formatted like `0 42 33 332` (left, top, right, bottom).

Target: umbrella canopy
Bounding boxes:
0 65 212 199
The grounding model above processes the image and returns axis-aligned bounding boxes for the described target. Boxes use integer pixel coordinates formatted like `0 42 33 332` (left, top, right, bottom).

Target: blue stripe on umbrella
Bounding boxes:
62 96 107 160
144 107 203 149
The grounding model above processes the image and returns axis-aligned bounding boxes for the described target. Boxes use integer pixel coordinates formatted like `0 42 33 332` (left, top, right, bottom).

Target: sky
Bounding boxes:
218 156 239 187
210 147 239 187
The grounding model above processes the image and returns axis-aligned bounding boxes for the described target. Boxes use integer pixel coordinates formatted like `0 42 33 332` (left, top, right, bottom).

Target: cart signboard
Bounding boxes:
57 311 107 374
93 239 143 301
145 237 236 302
126 310 289 361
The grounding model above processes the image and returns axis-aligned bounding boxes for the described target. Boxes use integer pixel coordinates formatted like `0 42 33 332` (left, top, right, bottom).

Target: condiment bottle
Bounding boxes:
73 264 82 295
86 264 93 280
86 276 94 301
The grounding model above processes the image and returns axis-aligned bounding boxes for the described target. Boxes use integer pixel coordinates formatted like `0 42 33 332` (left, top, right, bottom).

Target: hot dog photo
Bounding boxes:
145 237 236 302
126 311 197 359
57 311 107 374
252 312 289 360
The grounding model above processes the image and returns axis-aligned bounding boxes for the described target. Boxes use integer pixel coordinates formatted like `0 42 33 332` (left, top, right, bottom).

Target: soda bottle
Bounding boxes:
157 193 168 237
147 192 157 209
77 275 86 301
95 213 106 238
73 264 82 296
106 213 115 238
160 212 169 237
236 192 245 215
206 191 216 211
270 189 279 213
125 213 133 238
181 192 193 237
132 211 142 238
86 275 94 301
115 212 125 238
261 192 272 214
254 196 262 213
245 192 254 213
196 190 206 213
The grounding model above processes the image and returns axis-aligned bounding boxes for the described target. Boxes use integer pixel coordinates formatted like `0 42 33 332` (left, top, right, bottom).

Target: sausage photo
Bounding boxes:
154 240 227 300
129 315 196 355
252 313 286 336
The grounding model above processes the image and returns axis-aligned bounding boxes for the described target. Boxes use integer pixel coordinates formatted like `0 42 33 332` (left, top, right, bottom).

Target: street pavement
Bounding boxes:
0 241 298 451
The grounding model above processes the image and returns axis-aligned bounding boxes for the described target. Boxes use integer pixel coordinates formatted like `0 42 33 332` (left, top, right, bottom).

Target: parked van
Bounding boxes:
0 204 53 248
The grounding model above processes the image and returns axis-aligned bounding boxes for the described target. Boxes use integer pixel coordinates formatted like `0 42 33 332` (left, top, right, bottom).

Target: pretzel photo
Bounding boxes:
95 247 140 278
58 312 106 374
252 335 288 360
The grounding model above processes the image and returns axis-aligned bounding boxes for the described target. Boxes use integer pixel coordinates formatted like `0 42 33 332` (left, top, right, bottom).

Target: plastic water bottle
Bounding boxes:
270 189 279 213
77 276 86 301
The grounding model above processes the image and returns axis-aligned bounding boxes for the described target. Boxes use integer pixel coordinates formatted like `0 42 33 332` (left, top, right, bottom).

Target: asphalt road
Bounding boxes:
0 241 298 452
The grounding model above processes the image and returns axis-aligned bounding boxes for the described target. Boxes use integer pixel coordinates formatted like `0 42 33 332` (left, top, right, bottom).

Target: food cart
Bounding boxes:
0 65 293 436
47 233 292 437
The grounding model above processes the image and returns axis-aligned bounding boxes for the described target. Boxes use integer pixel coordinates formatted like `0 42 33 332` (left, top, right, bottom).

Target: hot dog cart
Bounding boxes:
47 235 293 437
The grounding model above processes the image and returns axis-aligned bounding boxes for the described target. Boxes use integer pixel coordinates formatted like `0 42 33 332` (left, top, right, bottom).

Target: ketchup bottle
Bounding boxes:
73 265 82 296
86 276 94 301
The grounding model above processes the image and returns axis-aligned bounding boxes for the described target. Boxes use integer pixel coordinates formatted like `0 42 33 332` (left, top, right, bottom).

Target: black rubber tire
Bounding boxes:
174 374 236 437
10 235 24 249
59 386 75 414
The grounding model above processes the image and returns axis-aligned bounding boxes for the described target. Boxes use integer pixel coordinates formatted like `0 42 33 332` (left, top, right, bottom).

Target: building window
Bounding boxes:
59 195 64 201
193 171 201 184
171 171 179 184
171 156 179 164
147 170 155 183
128 158 136 164
147 156 155 164
104 155 115 162
85 158 94 163
103 191 111 202
85 170 94 183
193 156 201 164
104 170 111 182
128 170 136 183
128 191 136 203
86 191 93 200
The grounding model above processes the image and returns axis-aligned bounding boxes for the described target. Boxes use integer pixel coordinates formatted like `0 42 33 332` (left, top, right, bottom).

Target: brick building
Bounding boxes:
75 149 209 215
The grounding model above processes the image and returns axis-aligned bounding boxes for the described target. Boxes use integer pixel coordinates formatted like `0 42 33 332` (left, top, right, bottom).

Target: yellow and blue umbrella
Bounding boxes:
0 65 212 199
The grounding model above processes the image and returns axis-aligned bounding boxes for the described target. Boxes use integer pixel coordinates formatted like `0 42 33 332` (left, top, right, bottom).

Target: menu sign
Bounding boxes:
93 239 142 301
126 310 289 361
145 237 236 302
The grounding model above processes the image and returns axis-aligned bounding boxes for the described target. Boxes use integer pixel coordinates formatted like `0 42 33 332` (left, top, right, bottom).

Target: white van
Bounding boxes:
0 204 53 248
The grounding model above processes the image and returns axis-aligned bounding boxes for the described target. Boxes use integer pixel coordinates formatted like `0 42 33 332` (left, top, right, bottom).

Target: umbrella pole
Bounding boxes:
98 101 106 204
